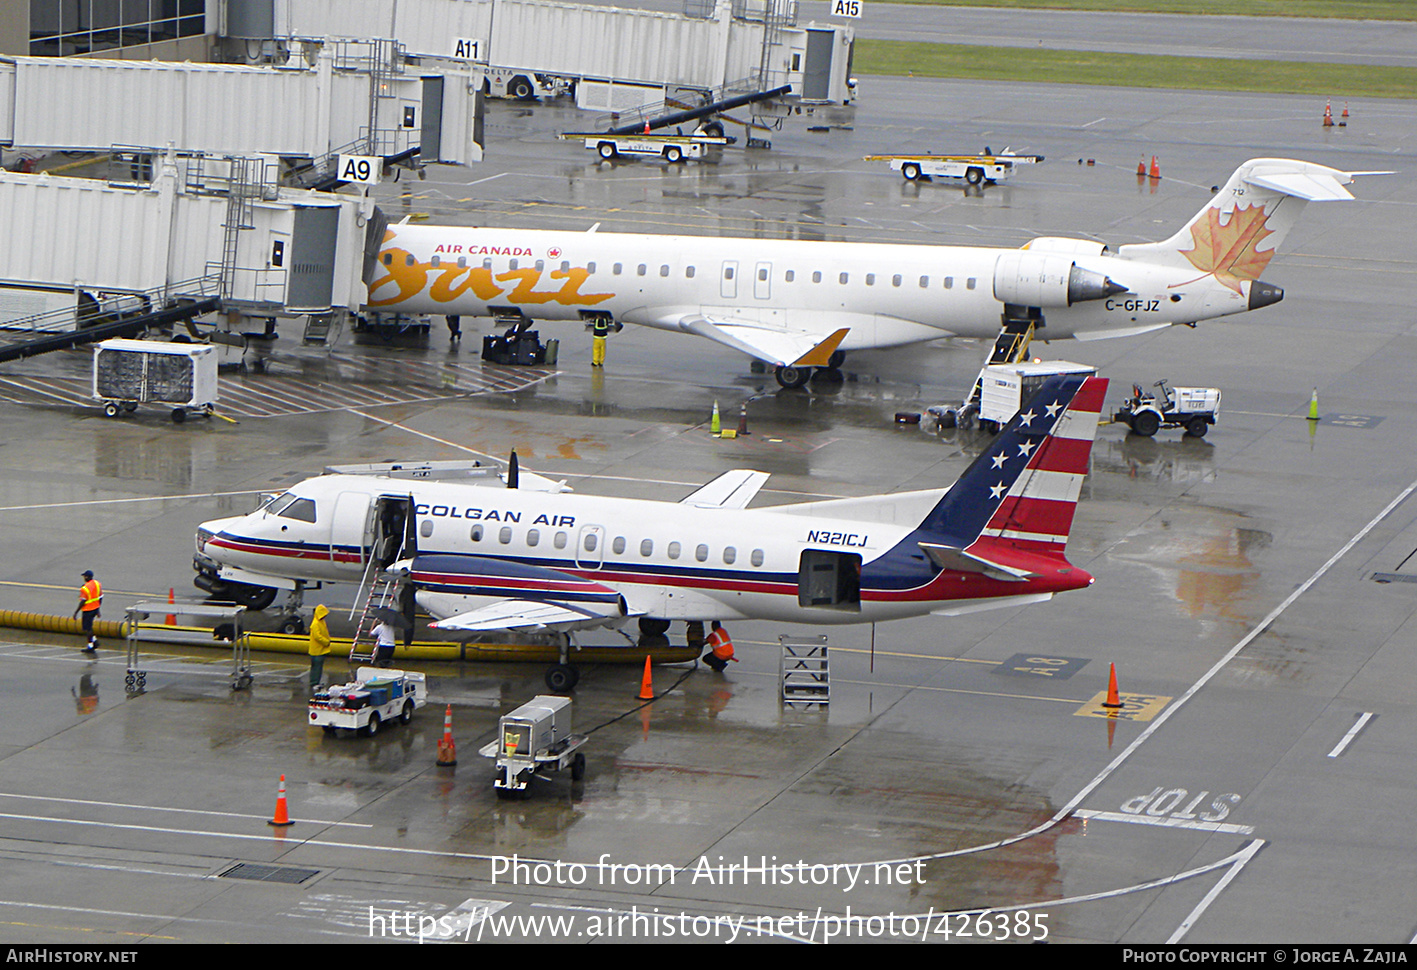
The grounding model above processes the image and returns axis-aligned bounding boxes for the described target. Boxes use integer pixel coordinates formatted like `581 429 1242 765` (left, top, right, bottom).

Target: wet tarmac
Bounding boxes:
1 71 1415 944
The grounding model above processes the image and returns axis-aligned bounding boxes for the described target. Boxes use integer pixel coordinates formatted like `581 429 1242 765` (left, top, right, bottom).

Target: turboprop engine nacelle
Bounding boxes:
993 251 1127 307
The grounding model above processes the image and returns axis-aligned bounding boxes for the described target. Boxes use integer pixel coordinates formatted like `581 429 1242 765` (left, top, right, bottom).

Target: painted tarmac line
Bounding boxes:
1167 839 1266 944
858 476 1417 871
1327 711 1376 758
0 811 502 863
1072 809 1255 836
0 791 374 829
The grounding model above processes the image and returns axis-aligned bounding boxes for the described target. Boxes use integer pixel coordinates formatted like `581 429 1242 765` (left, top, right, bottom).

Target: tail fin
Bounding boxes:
917 374 1108 558
1117 158 1358 274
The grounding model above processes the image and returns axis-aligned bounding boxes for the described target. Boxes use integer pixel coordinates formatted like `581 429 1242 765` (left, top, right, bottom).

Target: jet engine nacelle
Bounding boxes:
993 251 1127 307
1022 236 1112 258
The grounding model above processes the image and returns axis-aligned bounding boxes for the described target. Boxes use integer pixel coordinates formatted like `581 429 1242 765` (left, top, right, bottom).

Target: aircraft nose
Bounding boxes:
1249 280 1284 310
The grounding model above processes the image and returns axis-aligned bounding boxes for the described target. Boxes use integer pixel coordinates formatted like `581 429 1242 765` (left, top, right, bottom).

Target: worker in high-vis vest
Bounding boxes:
591 317 610 367
702 621 737 672
73 569 102 653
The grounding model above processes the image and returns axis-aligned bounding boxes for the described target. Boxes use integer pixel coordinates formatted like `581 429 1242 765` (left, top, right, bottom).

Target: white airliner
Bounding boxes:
195 374 1107 689
367 158 1366 386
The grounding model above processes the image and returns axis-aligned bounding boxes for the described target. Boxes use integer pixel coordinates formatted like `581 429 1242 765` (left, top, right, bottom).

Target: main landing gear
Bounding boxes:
774 350 846 389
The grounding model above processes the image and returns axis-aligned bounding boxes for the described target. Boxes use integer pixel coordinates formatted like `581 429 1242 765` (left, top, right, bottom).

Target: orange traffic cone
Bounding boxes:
638 655 655 700
267 774 293 827
435 705 457 767
1102 663 1123 710
736 402 750 436
1136 158 1146 177
1148 156 1160 180
643 120 651 134
1323 100 1334 127
1340 102 1349 127
165 587 176 626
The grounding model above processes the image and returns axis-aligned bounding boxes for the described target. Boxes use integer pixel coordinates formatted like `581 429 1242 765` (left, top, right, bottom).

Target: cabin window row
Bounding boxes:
450 523 766 566
385 253 977 290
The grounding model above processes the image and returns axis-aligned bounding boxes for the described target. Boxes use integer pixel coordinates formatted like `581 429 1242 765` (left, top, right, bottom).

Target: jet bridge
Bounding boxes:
0 156 377 356
0 45 482 168
220 0 855 112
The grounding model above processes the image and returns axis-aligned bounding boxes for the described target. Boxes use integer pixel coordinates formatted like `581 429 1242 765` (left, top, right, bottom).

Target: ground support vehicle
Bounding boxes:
571 131 731 163
1114 380 1221 437
478 695 588 799
309 667 428 737
864 151 1043 185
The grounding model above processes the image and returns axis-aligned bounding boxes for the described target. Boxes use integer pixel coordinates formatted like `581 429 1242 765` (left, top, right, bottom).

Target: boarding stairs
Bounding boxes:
961 317 1038 413
347 556 400 664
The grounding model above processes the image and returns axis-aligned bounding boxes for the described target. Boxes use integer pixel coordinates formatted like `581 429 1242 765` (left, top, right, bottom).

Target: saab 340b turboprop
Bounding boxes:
367 158 1367 387
195 375 1106 689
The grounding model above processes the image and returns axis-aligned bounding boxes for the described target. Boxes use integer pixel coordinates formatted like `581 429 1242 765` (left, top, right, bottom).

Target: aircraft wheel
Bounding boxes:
902 163 921 181
701 121 725 139
1131 411 1161 437
230 584 278 611
827 349 846 369
775 365 810 389
965 167 985 185
279 616 305 635
545 663 579 693
598 141 617 160
638 617 671 637
1185 417 1209 438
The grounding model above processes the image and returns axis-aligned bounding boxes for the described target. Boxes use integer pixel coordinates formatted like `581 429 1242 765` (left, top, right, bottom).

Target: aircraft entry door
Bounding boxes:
373 495 415 568
754 261 772 300
721 261 738 299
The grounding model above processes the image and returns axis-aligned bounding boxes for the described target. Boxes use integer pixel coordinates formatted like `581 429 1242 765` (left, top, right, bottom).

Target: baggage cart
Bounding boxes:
93 338 218 423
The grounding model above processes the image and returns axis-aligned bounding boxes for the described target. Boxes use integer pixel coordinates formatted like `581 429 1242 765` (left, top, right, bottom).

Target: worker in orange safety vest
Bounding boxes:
73 569 102 653
702 621 737 672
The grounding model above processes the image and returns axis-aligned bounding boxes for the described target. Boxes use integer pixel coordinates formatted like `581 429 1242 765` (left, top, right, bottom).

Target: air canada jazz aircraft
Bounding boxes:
367 158 1367 387
195 375 1105 688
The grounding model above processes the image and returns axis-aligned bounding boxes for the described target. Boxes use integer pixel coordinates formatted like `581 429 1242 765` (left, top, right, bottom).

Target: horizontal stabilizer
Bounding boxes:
680 469 770 509
918 543 1034 581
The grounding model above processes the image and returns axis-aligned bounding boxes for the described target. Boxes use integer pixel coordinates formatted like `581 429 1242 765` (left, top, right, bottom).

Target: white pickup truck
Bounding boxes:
309 667 427 737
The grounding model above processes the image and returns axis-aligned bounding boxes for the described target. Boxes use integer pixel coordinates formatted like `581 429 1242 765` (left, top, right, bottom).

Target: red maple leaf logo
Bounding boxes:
1177 203 1276 294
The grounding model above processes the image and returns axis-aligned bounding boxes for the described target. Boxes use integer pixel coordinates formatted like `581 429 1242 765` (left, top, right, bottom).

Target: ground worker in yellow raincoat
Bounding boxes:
308 604 332 692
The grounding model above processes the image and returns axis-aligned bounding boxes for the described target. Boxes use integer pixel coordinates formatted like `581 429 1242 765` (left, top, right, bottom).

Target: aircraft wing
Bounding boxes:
397 554 636 634
676 314 849 367
680 469 770 509
426 598 631 634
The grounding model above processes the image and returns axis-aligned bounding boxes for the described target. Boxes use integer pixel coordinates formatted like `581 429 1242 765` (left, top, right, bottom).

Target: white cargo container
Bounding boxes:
0 53 481 165
92 339 220 422
978 361 1098 432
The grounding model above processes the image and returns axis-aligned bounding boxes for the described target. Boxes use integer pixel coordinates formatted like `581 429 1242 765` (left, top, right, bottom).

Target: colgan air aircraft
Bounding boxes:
366 158 1366 387
195 375 1106 689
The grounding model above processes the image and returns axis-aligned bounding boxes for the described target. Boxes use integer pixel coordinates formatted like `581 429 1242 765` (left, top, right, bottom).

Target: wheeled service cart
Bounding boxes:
123 601 250 693
93 339 218 423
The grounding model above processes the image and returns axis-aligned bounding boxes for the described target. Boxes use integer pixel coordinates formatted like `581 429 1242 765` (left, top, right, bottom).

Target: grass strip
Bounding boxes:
855 40 1417 99
861 0 1417 20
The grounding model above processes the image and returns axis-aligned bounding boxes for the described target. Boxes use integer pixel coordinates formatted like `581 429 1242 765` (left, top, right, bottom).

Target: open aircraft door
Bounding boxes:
798 549 862 612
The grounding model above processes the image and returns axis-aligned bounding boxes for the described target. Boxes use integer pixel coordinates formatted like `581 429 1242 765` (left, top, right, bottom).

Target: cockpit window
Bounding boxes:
275 497 317 523
263 492 295 515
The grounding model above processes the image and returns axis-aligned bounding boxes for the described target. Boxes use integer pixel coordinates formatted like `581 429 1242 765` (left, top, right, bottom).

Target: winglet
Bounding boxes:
791 328 850 368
